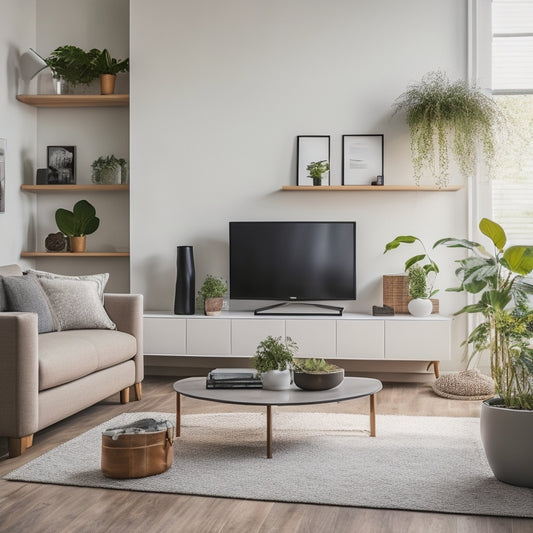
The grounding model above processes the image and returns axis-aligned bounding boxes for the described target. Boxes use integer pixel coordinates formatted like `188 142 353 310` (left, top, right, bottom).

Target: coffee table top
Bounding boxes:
173 376 382 407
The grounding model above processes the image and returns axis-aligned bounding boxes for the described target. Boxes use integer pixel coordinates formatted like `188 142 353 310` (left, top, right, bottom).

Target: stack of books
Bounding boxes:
206 368 262 389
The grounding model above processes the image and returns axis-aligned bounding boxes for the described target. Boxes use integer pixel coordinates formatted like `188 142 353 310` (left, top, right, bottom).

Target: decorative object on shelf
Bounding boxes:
296 135 330 186
252 336 298 390
372 304 394 316
174 246 195 315
44 232 67 252
55 199 100 254
292 358 344 391
0 138 5 213
432 369 495 401
371 175 384 186
197 274 227 316
342 134 384 186
437 218 533 488
393 71 504 187
306 160 330 186
36 168 50 185
91 155 127 185
47 146 76 184
383 235 439 317
91 48 129 95
19 48 48 81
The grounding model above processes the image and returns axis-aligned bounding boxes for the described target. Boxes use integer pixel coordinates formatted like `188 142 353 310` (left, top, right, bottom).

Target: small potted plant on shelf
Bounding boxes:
197 275 228 316
55 199 100 253
306 160 329 186
292 358 344 391
91 155 127 185
91 48 129 95
252 336 298 390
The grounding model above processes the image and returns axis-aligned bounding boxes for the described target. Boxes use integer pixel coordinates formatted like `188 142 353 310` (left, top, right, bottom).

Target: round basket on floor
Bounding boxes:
432 368 495 400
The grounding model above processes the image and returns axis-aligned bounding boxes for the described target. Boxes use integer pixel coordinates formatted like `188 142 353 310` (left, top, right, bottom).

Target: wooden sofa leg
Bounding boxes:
134 382 142 401
8 435 34 458
120 387 130 404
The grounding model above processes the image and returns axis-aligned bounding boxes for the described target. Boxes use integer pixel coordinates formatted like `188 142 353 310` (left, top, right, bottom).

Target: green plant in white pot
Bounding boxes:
252 336 297 390
197 275 227 316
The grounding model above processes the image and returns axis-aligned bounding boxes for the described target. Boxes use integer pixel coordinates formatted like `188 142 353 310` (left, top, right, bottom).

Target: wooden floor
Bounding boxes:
1 376 532 533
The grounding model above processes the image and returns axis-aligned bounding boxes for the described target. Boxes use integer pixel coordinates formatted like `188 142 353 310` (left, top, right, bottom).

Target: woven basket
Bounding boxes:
432 369 495 400
382 274 439 314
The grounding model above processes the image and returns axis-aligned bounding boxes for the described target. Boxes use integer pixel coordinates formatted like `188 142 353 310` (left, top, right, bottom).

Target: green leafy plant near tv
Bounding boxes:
252 336 297 374
197 275 228 316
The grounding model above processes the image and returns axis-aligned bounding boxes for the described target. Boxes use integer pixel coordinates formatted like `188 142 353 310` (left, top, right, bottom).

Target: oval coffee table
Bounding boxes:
173 376 383 458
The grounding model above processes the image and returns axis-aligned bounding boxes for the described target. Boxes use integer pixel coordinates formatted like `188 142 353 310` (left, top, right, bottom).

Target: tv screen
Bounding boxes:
229 221 356 301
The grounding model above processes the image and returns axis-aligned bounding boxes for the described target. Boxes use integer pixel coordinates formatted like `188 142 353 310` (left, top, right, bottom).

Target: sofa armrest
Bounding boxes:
104 293 144 384
0 313 39 438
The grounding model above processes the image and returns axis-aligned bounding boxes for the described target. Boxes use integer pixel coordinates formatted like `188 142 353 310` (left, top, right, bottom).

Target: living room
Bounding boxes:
1 0 533 531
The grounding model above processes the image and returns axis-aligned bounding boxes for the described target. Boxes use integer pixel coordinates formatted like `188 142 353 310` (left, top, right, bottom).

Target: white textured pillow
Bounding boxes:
38 278 116 331
25 269 109 303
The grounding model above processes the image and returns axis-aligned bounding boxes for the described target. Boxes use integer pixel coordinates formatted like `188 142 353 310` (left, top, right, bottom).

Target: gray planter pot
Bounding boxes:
480 398 533 488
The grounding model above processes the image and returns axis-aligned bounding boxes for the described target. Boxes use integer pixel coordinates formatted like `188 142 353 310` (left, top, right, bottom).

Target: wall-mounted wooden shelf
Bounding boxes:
21 184 129 192
21 252 130 258
282 185 463 192
16 94 129 108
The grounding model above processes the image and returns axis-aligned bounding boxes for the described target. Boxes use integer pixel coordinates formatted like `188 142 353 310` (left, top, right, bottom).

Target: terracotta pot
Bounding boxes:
204 297 223 316
100 74 116 95
69 236 86 253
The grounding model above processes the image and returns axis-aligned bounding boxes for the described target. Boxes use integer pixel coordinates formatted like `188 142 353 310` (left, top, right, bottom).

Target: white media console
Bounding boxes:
143 311 451 377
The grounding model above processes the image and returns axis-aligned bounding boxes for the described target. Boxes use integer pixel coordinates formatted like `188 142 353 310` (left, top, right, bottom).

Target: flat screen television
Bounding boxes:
229 221 356 314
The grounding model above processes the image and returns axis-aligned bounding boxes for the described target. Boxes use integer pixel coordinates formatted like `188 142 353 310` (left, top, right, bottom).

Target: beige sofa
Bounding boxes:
0 264 143 457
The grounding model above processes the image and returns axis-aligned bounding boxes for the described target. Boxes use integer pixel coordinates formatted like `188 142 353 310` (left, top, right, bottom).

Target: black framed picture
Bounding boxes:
47 145 76 184
0 139 5 213
297 135 330 186
342 134 384 186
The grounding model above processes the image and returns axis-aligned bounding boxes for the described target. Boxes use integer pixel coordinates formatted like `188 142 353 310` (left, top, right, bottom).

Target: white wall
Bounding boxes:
129 0 470 371
0 0 38 267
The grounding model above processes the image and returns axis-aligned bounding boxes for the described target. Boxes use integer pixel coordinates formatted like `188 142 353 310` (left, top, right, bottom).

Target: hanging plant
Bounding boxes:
393 71 504 187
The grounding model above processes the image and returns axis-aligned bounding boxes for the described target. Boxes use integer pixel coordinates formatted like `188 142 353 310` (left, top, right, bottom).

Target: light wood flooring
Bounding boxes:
1 376 532 533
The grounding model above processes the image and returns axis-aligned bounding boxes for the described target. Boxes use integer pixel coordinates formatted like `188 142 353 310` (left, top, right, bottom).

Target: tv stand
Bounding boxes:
253 302 344 316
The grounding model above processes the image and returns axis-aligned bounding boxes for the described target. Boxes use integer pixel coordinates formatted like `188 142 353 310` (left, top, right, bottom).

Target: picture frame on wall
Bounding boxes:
47 145 76 184
342 134 384 186
0 139 5 213
297 135 330 186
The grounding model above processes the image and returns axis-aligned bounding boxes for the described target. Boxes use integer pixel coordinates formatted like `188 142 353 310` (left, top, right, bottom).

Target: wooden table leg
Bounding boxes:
266 405 272 459
176 392 181 437
369 394 376 437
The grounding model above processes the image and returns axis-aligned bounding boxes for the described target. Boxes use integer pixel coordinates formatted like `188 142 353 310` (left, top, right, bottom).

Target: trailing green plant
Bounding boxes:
436 218 533 409
92 48 129 76
384 235 439 297
393 71 504 187
91 155 127 184
45 45 99 85
197 275 228 303
306 160 329 184
252 336 298 374
408 264 429 299
293 358 339 373
55 199 100 237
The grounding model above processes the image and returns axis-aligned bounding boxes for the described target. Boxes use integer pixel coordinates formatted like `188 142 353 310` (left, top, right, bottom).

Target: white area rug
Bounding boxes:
5 411 533 517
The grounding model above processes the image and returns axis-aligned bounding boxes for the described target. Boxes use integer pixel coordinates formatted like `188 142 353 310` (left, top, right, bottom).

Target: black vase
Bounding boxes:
174 246 195 315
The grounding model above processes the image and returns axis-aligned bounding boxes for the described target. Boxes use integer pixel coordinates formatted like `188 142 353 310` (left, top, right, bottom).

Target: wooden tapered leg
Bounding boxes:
266 405 273 459
426 361 440 378
8 435 34 458
369 394 376 437
134 382 142 401
176 392 181 437
120 387 130 404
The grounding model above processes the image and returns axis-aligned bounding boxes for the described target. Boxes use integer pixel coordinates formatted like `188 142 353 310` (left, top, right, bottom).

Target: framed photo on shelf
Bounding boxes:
297 135 330 186
342 134 383 186
47 145 76 184
0 139 5 213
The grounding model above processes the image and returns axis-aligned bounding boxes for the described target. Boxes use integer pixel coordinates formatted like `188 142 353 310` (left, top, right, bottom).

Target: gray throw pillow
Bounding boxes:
1 275 56 333
25 269 109 303
38 277 116 331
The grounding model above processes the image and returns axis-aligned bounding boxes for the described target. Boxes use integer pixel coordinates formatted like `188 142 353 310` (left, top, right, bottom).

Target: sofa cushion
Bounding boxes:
38 329 137 391
38 277 116 331
1 274 56 333
0 264 23 311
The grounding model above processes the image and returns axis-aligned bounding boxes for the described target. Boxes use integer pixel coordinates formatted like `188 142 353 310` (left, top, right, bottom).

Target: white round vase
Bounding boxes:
408 298 433 317
260 369 291 390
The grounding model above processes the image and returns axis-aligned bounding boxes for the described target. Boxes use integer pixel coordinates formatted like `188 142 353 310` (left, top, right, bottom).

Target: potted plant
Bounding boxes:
45 45 99 93
252 336 298 390
91 155 127 185
197 275 227 316
306 160 329 186
91 48 129 95
436 218 533 487
55 199 100 253
393 71 503 187
292 358 344 391
384 235 439 316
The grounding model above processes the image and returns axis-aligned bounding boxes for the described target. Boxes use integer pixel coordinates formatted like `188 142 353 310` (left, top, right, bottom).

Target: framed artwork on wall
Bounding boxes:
342 134 384 186
47 145 76 184
0 139 5 213
297 135 330 186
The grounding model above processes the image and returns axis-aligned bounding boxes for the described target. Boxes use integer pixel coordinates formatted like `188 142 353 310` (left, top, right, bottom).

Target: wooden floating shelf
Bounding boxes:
282 185 463 192
16 94 129 108
21 184 129 192
21 252 130 258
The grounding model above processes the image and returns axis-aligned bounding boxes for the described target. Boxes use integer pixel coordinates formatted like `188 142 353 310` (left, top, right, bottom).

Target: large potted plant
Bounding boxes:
252 336 297 390
196 275 227 316
55 199 100 253
393 71 503 187
437 218 533 487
